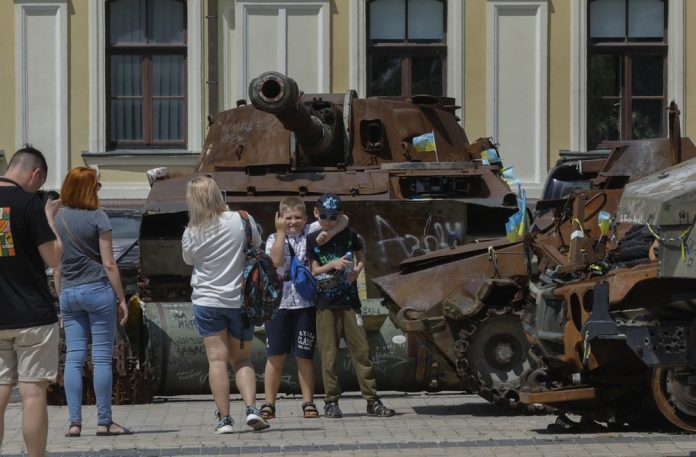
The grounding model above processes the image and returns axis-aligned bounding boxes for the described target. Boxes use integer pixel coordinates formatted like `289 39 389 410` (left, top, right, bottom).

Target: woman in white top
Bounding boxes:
181 176 269 434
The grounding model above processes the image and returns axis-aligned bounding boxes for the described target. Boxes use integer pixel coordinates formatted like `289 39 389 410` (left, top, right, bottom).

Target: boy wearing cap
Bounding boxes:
306 193 395 418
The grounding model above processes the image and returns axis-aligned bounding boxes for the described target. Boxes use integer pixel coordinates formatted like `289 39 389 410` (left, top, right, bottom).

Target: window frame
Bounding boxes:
586 0 668 147
105 0 188 149
366 0 447 96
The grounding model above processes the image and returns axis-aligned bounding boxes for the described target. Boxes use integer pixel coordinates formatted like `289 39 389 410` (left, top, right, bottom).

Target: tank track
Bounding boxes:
453 304 550 413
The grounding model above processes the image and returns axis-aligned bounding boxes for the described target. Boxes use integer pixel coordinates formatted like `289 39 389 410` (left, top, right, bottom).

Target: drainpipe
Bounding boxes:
207 0 218 122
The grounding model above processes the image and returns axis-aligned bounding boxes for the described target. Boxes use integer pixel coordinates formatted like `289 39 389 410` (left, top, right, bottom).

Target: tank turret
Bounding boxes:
248 71 337 160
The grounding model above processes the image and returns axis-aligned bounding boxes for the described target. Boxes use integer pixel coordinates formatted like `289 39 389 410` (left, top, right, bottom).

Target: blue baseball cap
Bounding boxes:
316 193 343 215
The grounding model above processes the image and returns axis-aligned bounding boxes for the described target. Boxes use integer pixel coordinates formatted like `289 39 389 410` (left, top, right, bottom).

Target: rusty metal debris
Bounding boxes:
374 102 696 429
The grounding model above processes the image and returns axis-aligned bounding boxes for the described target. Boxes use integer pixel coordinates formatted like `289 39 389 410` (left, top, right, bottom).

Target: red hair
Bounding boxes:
60 167 99 210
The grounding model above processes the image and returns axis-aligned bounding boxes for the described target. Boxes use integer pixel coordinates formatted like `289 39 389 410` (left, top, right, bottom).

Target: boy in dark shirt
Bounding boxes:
306 193 395 418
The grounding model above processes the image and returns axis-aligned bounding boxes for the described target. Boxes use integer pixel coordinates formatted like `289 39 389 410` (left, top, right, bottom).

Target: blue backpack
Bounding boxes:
287 242 317 301
239 211 282 329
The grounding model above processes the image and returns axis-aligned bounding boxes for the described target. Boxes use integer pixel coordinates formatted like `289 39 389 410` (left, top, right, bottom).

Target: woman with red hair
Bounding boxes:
53 167 132 437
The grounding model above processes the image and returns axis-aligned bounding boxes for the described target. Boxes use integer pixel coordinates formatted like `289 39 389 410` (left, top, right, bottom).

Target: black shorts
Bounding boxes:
264 307 316 359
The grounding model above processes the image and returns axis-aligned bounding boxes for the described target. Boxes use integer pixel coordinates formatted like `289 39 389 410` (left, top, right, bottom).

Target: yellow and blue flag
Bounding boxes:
481 148 501 165
413 132 436 153
505 183 529 242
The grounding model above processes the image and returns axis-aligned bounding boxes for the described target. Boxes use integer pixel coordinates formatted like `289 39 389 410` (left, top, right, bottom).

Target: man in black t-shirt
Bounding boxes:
0 147 60 457
306 193 395 419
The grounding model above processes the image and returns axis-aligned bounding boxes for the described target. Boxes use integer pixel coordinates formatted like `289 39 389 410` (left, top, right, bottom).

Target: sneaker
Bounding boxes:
324 401 343 418
245 406 270 431
215 414 234 434
366 399 395 417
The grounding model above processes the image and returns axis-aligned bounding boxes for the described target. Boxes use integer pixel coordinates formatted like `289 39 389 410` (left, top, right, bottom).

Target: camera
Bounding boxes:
37 190 60 205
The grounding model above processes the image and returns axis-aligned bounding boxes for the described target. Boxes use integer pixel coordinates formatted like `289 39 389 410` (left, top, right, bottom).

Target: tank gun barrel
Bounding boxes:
248 71 333 156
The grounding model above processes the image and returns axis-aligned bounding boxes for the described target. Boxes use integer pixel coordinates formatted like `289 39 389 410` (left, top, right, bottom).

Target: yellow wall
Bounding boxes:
0 3 15 169
548 0 570 165
69 1 90 171
331 0 350 93
463 0 488 139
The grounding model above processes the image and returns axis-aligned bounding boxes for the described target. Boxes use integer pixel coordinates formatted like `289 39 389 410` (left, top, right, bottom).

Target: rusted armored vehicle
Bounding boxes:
373 103 696 422
130 71 518 396
517 159 696 431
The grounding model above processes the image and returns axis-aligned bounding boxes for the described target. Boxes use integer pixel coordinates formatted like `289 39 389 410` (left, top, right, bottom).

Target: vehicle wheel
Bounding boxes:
651 367 696 432
457 309 538 410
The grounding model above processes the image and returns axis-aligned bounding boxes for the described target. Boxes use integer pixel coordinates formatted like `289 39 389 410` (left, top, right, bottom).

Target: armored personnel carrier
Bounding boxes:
131 72 518 396
373 103 696 421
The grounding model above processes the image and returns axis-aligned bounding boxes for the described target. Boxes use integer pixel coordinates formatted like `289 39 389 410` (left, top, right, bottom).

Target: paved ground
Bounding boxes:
2 392 696 456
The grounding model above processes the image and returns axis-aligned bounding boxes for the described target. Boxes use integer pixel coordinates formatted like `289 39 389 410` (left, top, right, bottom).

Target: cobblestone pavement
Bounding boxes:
2 392 696 456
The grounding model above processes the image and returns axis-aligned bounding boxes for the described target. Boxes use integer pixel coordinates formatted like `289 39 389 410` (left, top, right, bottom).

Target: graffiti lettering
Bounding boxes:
177 319 196 331
373 215 464 257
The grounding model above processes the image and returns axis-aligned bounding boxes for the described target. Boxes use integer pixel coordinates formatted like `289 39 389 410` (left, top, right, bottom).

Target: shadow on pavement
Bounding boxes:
412 403 530 417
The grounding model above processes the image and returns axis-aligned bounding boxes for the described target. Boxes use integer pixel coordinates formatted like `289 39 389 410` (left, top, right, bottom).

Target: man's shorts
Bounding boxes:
265 307 316 359
192 305 254 341
0 322 59 384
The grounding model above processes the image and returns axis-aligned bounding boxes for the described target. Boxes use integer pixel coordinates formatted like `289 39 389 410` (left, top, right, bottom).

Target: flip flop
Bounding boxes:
96 421 134 436
65 422 81 437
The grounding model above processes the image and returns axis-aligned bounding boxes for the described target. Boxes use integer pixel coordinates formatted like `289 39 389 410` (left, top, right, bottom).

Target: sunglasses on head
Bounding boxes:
319 213 338 221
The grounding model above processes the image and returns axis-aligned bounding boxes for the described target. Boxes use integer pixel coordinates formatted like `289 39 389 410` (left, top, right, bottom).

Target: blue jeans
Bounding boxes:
60 279 117 425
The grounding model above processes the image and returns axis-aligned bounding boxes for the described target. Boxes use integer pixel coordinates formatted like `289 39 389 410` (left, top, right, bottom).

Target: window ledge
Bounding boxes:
82 149 201 167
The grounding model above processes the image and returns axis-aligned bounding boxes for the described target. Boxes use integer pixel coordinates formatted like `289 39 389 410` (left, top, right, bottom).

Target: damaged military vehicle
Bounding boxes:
373 103 696 431
122 71 521 398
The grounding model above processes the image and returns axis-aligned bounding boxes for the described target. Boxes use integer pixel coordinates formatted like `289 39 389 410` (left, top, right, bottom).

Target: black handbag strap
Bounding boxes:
59 211 102 264
287 240 296 258
285 230 307 258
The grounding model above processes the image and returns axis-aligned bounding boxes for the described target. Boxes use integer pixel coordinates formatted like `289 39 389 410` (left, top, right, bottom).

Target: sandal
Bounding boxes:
65 422 81 437
259 403 276 420
302 401 319 418
96 421 134 436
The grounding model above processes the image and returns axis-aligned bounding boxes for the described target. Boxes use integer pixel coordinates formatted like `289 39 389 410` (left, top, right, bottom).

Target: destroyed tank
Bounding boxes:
373 103 696 420
128 72 518 397
516 113 696 430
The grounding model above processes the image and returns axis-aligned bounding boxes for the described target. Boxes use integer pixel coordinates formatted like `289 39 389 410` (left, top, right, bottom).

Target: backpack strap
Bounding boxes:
238 210 253 251
237 210 252 347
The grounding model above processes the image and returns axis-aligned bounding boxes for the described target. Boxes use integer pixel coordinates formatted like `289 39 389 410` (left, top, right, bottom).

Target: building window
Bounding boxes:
366 0 446 97
107 0 187 148
587 0 666 149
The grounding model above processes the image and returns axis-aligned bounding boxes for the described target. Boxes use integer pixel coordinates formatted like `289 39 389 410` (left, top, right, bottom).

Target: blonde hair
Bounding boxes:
186 176 226 234
279 196 306 215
